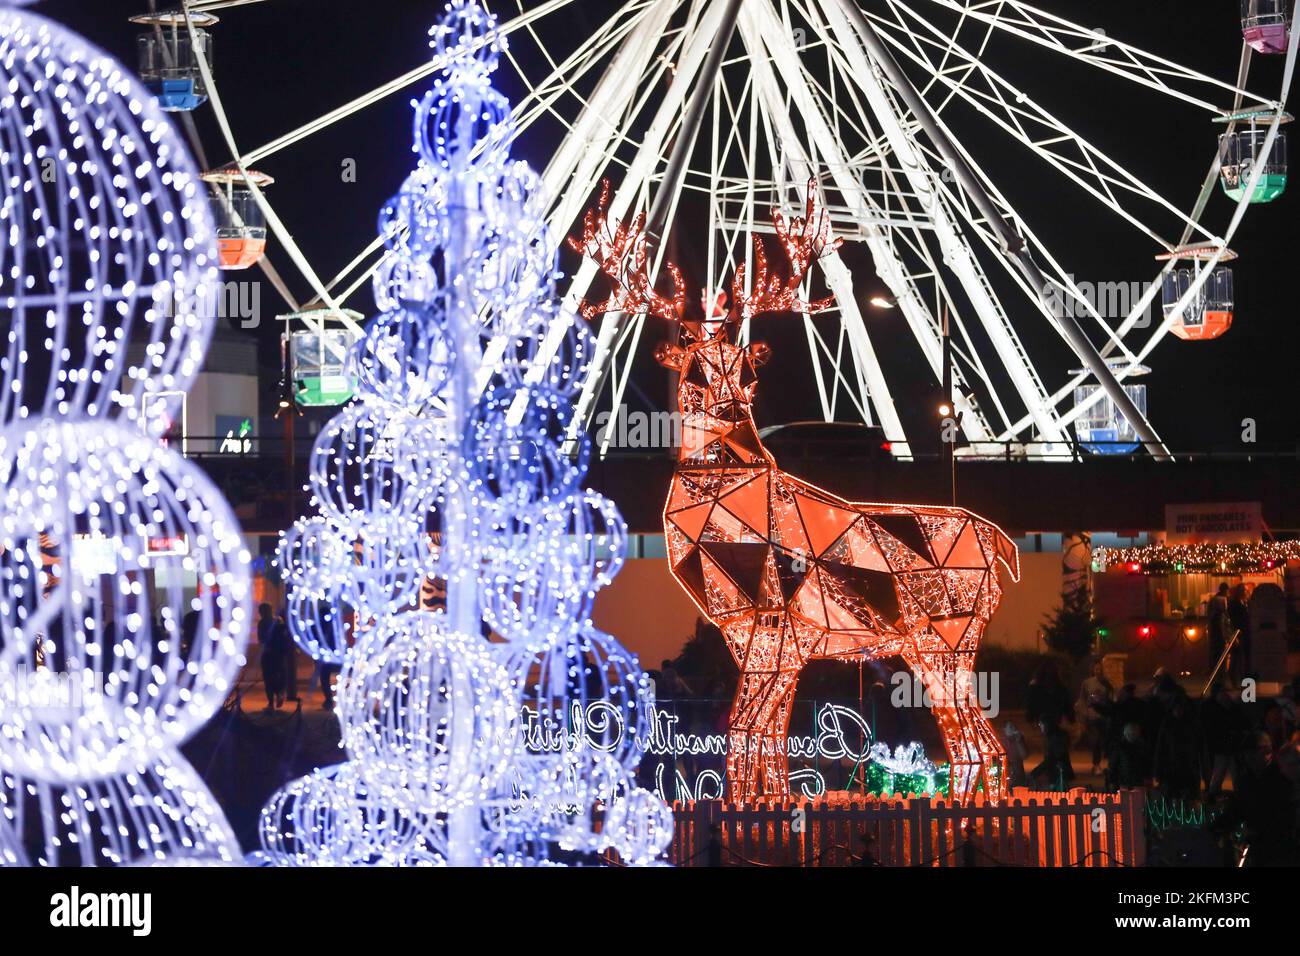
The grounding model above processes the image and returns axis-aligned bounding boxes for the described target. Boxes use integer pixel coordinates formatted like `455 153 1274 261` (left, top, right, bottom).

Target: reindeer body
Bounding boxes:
571 183 1019 803
660 337 1019 802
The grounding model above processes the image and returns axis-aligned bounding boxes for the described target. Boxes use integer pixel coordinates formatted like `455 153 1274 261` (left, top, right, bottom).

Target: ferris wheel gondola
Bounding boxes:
129 9 217 112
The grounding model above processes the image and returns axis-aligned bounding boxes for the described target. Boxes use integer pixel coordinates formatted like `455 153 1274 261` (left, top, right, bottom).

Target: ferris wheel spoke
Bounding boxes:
741 1 1004 451
187 0 271 12
870 0 1001 115
911 0 1281 114
234 0 582 168
534 0 685 239
739 6 917 441
864 2 1221 250
803 0 1072 446
501 0 669 153
178 4 355 352
542 0 750 441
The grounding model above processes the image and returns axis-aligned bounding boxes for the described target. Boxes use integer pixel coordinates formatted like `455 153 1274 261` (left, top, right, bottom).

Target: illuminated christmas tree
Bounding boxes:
258 0 671 867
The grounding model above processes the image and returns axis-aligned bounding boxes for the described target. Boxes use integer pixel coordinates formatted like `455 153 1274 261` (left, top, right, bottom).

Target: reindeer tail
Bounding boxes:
991 525 1020 583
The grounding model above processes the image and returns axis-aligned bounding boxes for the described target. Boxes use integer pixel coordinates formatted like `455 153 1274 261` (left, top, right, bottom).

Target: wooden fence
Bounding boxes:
669 789 1146 867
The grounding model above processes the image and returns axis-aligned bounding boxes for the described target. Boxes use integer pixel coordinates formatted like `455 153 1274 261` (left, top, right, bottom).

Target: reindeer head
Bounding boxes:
568 181 841 423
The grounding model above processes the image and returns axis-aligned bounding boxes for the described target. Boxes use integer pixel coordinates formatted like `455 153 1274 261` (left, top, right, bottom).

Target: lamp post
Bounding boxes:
273 334 302 524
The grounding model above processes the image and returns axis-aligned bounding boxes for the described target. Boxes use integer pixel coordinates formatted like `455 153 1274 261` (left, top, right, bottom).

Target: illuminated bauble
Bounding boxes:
468 161 554 326
353 304 455 410
466 385 589 512
478 493 625 644
0 751 240 866
429 0 505 76
343 529 439 617
480 551 585 647
0 811 26 866
0 418 250 783
414 76 512 174
257 762 444 867
336 613 516 815
605 786 675 865
509 625 652 775
554 751 632 853
0 6 219 433
378 163 452 261
372 254 439 314
308 404 445 537
549 490 628 598
284 588 356 666
275 515 351 596
498 306 595 399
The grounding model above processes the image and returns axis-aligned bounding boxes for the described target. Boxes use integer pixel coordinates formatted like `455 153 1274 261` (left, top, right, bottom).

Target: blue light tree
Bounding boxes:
260 0 672 867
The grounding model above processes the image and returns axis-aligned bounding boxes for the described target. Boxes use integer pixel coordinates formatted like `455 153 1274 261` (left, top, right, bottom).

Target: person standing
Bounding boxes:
1201 682 1243 796
1107 722 1151 789
1001 721 1029 789
279 606 299 707
1027 660 1075 788
1153 689 1201 801
1077 659 1114 775
1207 583 1230 674
257 602 287 710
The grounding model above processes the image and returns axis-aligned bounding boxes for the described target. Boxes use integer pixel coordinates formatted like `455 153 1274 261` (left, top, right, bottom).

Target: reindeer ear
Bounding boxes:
654 341 687 370
747 342 771 367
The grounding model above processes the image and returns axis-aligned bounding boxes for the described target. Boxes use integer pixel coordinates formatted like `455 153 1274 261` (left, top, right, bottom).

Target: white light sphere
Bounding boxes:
258 761 445 867
0 418 251 783
352 303 455 410
509 625 653 779
284 586 356 665
604 786 675 865
0 750 241 866
0 5 219 433
337 613 516 815
308 404 445 537
275 516 352 596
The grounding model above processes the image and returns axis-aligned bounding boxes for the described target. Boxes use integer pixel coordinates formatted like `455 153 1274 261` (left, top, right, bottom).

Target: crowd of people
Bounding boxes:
1016 660 1300 794
1008 653 1300 862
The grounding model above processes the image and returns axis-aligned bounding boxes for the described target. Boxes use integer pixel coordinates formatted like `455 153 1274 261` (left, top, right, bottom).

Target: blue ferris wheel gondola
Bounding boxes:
1073 362 1150 455
129 10 216 112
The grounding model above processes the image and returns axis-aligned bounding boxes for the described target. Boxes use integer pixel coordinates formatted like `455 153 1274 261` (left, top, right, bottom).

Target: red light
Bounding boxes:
880 441 893 453
1126 561 1142 574
1138 624 1153 639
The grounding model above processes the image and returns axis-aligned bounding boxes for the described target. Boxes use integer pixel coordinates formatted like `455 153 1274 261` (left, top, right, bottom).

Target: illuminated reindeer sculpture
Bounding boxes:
569 185 1020 804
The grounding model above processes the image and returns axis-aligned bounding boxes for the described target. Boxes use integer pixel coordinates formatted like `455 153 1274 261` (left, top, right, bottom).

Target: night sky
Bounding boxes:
39 0 1300 452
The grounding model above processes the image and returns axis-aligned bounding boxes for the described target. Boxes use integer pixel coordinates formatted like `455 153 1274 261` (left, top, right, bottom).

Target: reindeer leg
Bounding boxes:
962 625 1009 803
727 666 800 802
902 647 1000 805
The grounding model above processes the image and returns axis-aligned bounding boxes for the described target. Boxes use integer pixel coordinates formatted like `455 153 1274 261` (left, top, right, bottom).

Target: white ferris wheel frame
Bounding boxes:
174 0 1297 459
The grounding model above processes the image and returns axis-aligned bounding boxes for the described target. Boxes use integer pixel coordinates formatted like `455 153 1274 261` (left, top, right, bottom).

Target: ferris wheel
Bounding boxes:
130 0 1296 459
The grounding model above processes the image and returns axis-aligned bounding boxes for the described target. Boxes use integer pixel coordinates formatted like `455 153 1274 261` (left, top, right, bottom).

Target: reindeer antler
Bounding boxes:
732 181 843 320
567 181 687 323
